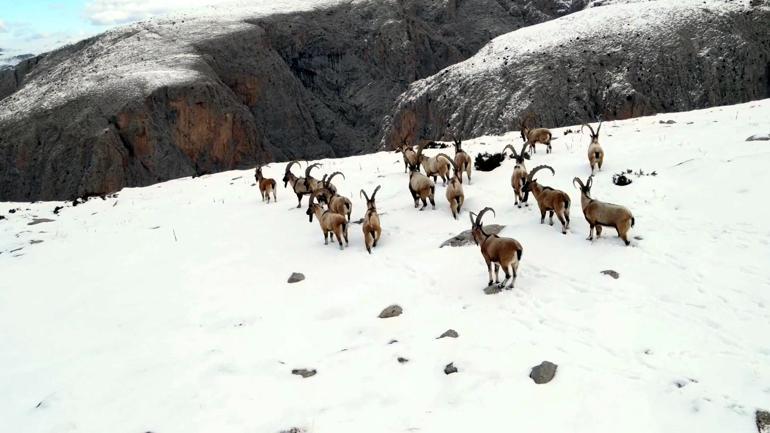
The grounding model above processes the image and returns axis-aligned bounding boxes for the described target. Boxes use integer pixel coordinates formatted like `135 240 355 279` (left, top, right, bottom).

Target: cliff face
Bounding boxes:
381 1 770 149
0 0 581 201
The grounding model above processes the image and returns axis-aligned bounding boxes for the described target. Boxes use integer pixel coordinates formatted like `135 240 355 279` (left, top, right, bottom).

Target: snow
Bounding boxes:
2 99 770 433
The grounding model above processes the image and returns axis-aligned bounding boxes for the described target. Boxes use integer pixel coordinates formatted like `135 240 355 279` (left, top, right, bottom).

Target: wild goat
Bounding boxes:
522 165 571 234
519 113 553 154
282 161 320 208
316 172 352 221
306 192 349 250
470 207 524 289
573 176 635 246
255 164 277 203
582 122 605 173
407 153 436 211
418 143 451 185
436 153 464 219
451 135 472 184
397 140 418 174
360 186 382 254
502 143 530 208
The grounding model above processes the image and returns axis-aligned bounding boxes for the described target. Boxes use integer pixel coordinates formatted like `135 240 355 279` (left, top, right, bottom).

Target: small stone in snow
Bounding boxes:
658 119 676 124
28 218 55 226
378 304 402 318
601 270 620 279
530 361 558 384
279 428 306 433
438 329 459 339
388 339 398 344
291 368 316 378
746 134 770 142
287 272 305 283
757 410 770 433
397 357 409 364
444 362 458 375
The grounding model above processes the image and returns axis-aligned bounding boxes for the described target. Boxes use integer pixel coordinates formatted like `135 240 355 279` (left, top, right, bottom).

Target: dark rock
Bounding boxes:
29 240 43 245
53 206 64 215
474 152 506 172
27 218 54 225
612 173 633 186
658 119 677 124
757 410 770 433
440 224 505 248
746 134 770 141
383 3 770 150
444 362 458 375
287 272 305 284
0 215 4 220
529 361 558 384
378 304 402 319
438 329 459 339
0 0 579 201
279 428 306 433
397 357 409 364
291 368 316 378
388 339 398 345
601 270 620 279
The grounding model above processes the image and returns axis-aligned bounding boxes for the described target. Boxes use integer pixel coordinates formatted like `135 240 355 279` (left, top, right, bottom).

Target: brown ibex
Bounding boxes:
360 185 382 254
407 150 436 211
573 176 635 246
519 113 553 154
522 165 571 234
502 143 530 208
282 161 319 208
451 135 472 184
582 122 605 174
470 207 524 289
397 140 418 174
436 153 464 219
306 192 349 250
418 143 451 185
316 172 352 221
255 164 277 203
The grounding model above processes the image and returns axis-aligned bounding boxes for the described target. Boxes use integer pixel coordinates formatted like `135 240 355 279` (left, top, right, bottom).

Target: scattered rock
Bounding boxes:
444 362 458 375
397 357 409 364
529 361 558 384
757 410 770 433
27 218 55 226
612 173 633 186
658 119 676 124
287 272 305 283
279 428 306 433
53 206 64 215
291 368 316 378
634 235 644 240
440 224 505 248
9 209 17 214
378 304 402 318
388 339 398 344
437 329 459 339
0 215 4 220
746 134 770 141
474 152 506 172
601 270 620 279
10 247 23 253
29 240 43 245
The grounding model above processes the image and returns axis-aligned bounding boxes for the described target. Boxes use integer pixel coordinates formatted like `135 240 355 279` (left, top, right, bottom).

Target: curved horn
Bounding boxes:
436 153 457 171
582 123 596 137
326 171 346 187
527 164 555 181
371 185 381 200
475 207 496 227
469 211 477 226
321 173 328 187
502 144 519 158
359 189 370 201
573 176 586 190
596 121 603 136
305 162 322 179
285 160 299 174
587 175 594 189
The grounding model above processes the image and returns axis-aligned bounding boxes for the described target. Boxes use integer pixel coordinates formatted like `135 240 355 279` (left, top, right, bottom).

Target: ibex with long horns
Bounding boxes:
582 121 605 174
316 172 352 221
282 161 320 208
522 165 571 234
451 135 472 184
397 140 419 174
470 207 524 289
255 164 277 203
306 191 349 250
360 186 382 254
502 142 530 208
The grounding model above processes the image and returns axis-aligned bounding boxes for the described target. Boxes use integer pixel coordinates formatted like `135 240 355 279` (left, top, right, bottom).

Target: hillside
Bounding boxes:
382 0 770 149
1 99 769 433
0 0 581 202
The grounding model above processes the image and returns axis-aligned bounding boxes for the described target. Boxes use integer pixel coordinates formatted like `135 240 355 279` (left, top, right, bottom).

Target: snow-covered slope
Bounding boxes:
1 100 769 433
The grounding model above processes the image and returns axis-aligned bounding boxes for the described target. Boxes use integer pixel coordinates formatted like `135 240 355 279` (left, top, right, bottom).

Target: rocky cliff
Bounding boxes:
382 0 770 148
0 0 585 201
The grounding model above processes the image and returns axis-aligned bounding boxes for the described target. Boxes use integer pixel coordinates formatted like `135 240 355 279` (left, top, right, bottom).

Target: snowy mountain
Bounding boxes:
2 99 769 433
0 0 581 202
382 0 770 149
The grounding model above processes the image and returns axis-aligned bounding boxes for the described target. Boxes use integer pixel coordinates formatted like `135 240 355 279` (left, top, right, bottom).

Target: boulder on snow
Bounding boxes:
746 134 770 141
757 410 770 433
397 357 409 364
474 152 506 172
658 119 677 124
378 304 403 318
291 368 316 378
601 270 620 279
437 329 459 339
444 362 458 375
279 428 306 433
287 272 305 283
440 224 505 248
529 361 558 384
27 218 54 226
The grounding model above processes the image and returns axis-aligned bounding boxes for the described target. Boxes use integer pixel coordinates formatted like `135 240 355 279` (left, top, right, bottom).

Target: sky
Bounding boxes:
0 0 236 59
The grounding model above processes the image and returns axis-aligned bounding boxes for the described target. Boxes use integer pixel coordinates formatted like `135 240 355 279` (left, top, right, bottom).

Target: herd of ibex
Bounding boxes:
254 114 636 289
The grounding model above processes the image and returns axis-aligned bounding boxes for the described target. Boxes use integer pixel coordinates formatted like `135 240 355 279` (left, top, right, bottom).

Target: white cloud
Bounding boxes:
0 20 8 33
84 0 235 25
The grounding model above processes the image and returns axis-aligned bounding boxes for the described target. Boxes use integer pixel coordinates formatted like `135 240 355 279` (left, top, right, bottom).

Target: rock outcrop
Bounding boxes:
382 1 770 149
0 0 582 201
